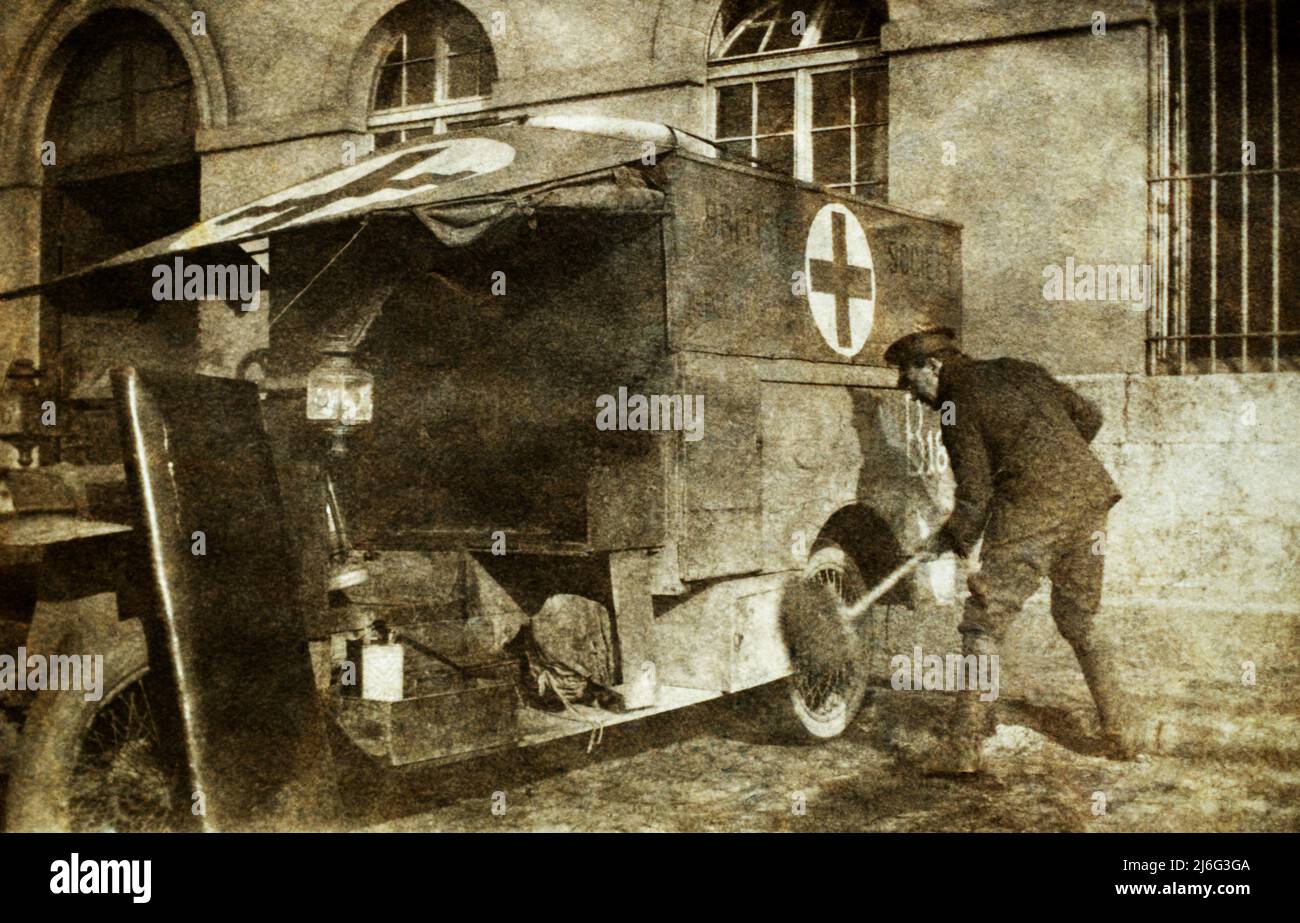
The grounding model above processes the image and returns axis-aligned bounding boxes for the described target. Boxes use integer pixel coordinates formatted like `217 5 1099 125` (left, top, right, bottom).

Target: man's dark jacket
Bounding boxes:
936 355 1121 556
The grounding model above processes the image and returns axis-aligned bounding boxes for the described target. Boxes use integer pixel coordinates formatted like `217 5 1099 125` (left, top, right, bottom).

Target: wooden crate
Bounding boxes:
335 676 517 767
334 621 520 766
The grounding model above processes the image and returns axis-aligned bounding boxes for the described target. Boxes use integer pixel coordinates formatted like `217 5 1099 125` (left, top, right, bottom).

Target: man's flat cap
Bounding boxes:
883 326 959 367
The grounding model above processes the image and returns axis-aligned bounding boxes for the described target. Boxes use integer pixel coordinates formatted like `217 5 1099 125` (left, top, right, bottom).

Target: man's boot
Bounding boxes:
924 632 997 776
1075 640 1143 759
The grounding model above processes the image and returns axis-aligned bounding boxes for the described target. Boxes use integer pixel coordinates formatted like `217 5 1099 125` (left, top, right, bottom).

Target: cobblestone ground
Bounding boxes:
350 684 1300 833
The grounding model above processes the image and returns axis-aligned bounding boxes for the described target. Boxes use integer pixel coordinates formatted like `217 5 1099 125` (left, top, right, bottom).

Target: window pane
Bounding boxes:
756 134 794 174
1212 1 1241 175
374 65 403 109
1279 5 1300 169
1281 175 1300 339
1243 1 1275 171
756 78 794 134
404 26 437 61
447 53 481 99
857 181 887 202
1184 176 1213 361
727 24 769 57
716 84 752 138
813 129 852 184
382 38 404 66
853 68 888 123
765 1 806 51
444 8 488 54
856 124 888 184
1180 3 1213 176
719 138 752 163
135 85 192 149
821 1 875 43
813 70 852 127
406 60 436 105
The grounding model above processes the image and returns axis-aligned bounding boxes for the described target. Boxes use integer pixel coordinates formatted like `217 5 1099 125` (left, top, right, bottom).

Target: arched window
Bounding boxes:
367 0 498 149
709 0 889 200
47 17 195 179
39 10 201 463
43 13 199 276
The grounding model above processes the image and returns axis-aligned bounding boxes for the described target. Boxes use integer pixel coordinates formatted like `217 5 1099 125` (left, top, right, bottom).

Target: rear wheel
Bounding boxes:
788 543 871 739
4 621 189 832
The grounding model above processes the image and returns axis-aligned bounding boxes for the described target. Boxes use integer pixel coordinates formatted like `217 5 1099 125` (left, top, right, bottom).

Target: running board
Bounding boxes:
517 684 723 747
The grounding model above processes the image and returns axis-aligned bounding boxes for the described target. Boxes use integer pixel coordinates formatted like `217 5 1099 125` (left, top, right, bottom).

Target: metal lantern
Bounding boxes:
306 335 374 456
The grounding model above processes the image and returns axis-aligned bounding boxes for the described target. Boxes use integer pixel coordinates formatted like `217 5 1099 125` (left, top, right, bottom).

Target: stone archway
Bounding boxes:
0 0 227 190
0 1 230 463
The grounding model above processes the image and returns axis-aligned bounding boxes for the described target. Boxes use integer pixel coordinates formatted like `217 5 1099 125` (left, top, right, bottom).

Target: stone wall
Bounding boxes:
1072 372 1300 612
886 7 1151 374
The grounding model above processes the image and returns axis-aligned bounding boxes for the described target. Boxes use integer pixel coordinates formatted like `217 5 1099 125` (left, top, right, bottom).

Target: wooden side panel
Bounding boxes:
609 549 657 686
587 435 669 552
760 381 955 572
663 155 962 367
652 572 789 693
675 353 763 582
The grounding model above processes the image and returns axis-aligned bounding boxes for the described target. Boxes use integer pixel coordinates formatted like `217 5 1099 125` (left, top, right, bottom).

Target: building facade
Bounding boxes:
1 1 1296 712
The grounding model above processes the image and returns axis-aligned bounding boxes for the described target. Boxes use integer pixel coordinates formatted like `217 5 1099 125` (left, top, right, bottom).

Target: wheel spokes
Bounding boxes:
797 563 865 717
72 678 180 832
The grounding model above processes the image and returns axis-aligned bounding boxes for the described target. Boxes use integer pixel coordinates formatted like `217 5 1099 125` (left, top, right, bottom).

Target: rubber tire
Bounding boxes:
4 620 152 833
787 542 871 740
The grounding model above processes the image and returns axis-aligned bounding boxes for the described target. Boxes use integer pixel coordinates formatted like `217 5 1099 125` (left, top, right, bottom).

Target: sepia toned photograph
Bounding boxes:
0 0 1294 865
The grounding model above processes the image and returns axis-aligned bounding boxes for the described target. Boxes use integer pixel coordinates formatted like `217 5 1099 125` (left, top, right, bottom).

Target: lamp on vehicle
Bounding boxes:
306 335 374 457
306 333 375 592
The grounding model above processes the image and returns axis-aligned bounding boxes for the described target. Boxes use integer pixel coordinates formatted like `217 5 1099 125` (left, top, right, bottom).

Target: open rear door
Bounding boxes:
112 367 338 831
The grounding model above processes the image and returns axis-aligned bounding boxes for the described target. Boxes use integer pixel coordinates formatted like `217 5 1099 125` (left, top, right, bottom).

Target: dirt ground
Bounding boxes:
352 683 1300 833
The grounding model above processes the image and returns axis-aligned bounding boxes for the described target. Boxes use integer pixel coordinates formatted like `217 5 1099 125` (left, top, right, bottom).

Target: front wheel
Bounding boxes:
4 621 189 832
787 543 871 740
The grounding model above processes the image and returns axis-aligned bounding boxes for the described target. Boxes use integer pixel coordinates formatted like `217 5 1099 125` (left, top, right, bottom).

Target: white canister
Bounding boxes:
924 555 957 606
621 660 658 710
360 642 405 702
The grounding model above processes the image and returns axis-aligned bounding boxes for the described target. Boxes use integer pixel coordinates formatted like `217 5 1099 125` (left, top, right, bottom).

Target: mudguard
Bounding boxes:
111 367 338 831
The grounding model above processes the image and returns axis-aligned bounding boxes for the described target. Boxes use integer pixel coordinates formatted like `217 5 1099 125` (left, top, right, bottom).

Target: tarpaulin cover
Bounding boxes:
0 120 671 299
412 165 664 247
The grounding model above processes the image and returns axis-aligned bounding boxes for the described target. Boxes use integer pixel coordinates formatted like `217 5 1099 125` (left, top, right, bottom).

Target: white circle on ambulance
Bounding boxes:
804 204 875 357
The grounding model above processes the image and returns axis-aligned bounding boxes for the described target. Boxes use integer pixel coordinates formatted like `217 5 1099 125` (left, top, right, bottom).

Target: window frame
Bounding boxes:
708 45 886 196
47 29 196 182
1148 0 1296 374
366 1 497 149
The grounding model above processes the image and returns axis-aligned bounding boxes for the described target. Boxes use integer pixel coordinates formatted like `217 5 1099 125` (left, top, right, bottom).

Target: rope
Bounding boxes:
538 670 605 753
269 218 372 328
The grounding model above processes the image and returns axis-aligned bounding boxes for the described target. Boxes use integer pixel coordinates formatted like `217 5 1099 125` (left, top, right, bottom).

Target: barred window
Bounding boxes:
709 0 889 200
1151 0 1300 373
367 0 497 149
